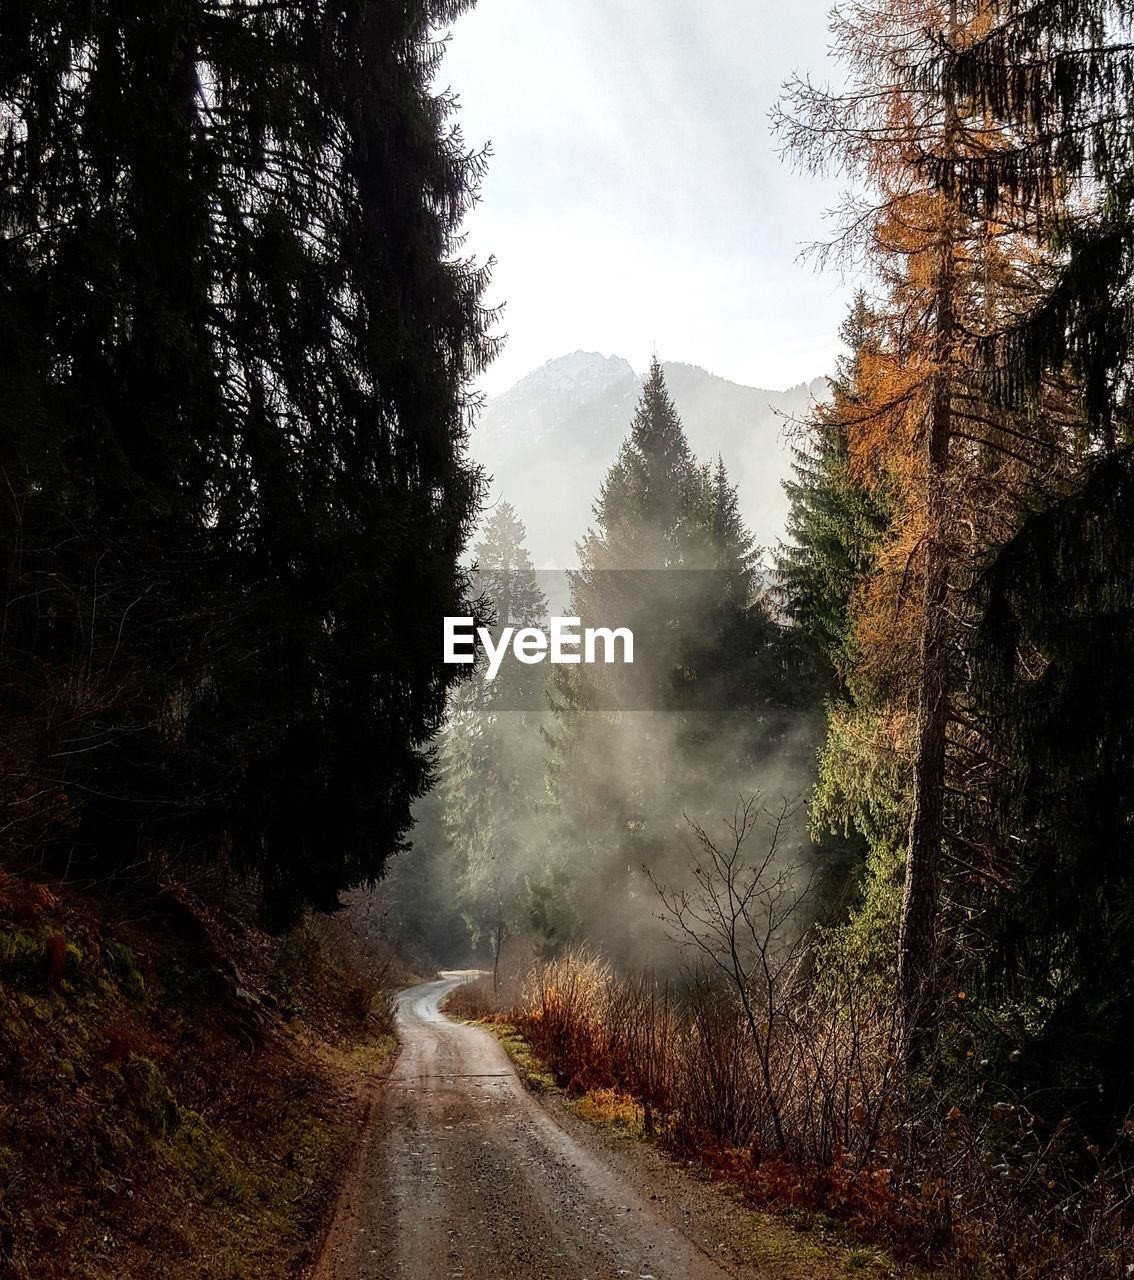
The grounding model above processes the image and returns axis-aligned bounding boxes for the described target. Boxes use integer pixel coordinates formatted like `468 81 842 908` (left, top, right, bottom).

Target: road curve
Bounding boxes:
314 974 739 1280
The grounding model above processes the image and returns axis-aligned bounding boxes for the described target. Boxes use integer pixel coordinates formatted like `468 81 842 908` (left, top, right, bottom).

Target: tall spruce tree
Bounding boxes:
0 1 495 924
775 297 895 926
697 455 782 714
777 295 889 698
973 459 1134 1124
930 1 1134 440
543 362 791 962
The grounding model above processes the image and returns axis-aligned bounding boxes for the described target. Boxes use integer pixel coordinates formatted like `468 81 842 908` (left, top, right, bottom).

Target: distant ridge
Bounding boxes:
472 351 829 568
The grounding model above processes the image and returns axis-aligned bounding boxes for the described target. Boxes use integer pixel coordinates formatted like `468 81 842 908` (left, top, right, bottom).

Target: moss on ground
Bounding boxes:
104 939 147 1001
162 1110 254 1207
0 875 390 1280
341 1032 397 1077
122 1056 180 1138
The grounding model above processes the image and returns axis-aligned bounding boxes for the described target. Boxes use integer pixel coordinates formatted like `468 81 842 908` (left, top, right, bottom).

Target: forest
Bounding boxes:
2 1 1134 1278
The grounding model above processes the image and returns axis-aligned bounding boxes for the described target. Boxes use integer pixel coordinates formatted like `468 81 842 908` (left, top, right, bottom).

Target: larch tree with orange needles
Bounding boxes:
777 0 1074 1068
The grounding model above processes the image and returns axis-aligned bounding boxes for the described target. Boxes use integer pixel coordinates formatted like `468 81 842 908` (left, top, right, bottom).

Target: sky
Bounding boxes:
438 0 851 398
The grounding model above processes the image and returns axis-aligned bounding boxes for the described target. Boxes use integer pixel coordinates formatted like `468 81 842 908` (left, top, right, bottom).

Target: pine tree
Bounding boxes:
0 1 496 924
386 786 473 967
543 362 791 962
472 500 549 712
778 0 1071 1064
575 357 707 574
930 0 1134 439
913 1 1134 1118
777 294 889 697
972 454 1134 1125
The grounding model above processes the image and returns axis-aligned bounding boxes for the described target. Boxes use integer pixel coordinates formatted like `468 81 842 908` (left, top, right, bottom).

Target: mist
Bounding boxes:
383 359 833 984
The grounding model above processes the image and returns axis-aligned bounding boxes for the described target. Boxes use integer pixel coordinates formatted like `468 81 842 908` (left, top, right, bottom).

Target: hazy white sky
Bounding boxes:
438 0 849 397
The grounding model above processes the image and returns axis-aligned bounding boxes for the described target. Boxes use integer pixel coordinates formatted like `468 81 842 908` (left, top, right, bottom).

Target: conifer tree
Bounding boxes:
922 0 1134 1117
0 1 495 924
973 456 1134 1124
553 361 714 943
543 362 790 961
575 357 707 574
777 294 889 696
778 0 1070 1063
930 1 1134 438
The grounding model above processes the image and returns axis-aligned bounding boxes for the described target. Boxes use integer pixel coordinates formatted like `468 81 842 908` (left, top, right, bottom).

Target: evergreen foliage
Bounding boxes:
779 296 904 982
540 362 801 962
910 0 1134 1123
0 0 495 925
973 449 1134 1124
776 0 1134 1126
777 0 1089 1065
777 295 889 696
927 1 1134 439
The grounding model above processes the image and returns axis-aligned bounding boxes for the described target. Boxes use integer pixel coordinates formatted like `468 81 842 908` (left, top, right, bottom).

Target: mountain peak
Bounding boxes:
502 350 636 404
473 353 829 569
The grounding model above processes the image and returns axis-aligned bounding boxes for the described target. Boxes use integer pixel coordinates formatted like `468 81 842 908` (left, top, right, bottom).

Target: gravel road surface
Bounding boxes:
313 974 742 1280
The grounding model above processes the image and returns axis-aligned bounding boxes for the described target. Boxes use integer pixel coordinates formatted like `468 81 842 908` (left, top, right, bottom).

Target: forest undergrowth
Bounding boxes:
451 953 1133 1279
0 866 403 1280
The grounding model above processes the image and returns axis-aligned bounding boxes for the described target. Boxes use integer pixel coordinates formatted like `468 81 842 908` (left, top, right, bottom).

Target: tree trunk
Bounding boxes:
895 0 960 1074
897 234 955 1072
897 447 949 1068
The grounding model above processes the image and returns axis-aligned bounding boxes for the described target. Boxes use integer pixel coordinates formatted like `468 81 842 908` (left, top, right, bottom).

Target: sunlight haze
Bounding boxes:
440 0 849 396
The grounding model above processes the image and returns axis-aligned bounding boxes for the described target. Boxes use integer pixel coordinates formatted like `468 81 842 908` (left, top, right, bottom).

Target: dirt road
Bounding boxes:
313 974 743 1280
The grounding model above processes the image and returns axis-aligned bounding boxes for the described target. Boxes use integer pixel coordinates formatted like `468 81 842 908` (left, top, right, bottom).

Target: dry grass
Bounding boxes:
442 974 496 1021
467 983 917 1280
462 951 1133 1280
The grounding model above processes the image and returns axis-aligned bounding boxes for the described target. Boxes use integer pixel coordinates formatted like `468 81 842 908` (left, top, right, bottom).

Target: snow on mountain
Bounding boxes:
499 350 636 411
476 351 638 448
471 352 829 570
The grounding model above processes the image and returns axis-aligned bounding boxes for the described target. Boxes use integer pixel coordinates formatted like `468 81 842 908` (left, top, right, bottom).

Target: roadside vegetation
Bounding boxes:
0 868 401 1280
5 0 1134 1274
449 924 1132 1280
